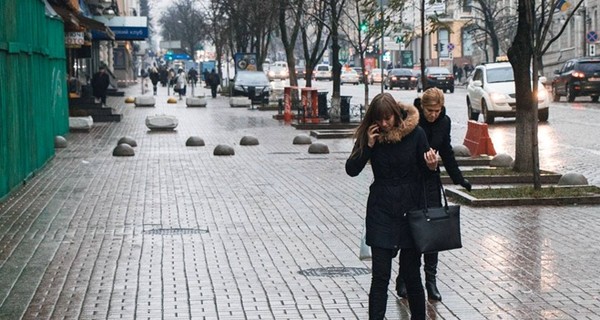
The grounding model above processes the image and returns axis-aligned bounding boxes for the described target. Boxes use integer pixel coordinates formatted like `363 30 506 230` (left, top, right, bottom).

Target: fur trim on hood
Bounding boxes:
377 103 420 143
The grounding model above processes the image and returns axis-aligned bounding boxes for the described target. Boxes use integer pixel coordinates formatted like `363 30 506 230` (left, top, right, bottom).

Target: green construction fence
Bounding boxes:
0 0 69 200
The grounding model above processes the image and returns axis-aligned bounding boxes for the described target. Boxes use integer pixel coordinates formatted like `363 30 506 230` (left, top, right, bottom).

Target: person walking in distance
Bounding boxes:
207 69 220 98
395 87 472 302
149 67 160 96
91 65 110 106
346 93 439 320
175 69 187 100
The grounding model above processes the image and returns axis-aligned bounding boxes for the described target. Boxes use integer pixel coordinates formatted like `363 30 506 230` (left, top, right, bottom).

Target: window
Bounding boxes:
463 0 472 12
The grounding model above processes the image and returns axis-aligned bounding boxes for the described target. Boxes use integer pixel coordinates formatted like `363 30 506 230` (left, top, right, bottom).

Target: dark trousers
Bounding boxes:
210 85 218 98
370 247 425 320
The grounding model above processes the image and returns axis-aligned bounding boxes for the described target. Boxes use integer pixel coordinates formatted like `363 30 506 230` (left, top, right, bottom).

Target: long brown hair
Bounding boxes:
351 93 404 158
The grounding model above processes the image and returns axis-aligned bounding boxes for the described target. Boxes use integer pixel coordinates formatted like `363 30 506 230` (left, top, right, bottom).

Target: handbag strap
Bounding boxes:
436 175 449 209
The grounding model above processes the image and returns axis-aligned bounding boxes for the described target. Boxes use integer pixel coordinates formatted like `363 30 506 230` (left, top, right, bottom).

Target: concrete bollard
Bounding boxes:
135 96 155 107
240 136 259 146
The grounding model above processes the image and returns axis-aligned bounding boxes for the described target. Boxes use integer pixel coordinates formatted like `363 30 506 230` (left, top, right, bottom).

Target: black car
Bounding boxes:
384 68 417 90
295 65 306 79
231 71 271 104
417 67 454 93
552 57 600 102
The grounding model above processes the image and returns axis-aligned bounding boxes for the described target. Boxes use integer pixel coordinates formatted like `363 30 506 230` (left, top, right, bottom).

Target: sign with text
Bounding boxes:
92 16 148 40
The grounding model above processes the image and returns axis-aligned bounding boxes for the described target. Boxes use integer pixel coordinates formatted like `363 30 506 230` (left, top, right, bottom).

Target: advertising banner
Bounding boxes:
234 53 258 73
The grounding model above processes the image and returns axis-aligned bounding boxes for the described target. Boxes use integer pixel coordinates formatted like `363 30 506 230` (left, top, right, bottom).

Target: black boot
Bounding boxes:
396 276 407 298
407 293 426 320
424 262 442 301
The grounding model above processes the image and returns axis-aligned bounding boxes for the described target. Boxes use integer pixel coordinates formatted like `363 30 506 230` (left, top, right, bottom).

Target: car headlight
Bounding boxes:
234 85 244 91
490 92 507 103
537 87 547 101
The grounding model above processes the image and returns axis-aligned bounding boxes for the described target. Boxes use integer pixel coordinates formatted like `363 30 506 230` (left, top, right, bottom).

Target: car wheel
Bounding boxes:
592 96 599 102
567 85 576 102
482 100 495 124
552 86 560 102
539 108 549 122
467 99 479 121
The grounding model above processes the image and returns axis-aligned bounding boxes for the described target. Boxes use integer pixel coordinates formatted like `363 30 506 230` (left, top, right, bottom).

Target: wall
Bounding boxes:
0 0 69 200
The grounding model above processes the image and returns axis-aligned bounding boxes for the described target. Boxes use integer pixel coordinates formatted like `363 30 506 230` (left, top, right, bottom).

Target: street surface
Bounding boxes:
299 79 600 185
0 82 599 319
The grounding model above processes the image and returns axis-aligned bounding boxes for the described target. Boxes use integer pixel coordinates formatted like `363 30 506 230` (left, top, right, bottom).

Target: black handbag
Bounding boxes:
407 178 462 254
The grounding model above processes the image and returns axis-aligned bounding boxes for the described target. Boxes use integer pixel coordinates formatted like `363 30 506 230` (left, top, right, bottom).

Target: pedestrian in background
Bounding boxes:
188 67 198 88
91 65 110 107
396 87 471 302
207 69 220 98
149 67 160 96
346 93 438 320
159 66 168 87
175 69 187 100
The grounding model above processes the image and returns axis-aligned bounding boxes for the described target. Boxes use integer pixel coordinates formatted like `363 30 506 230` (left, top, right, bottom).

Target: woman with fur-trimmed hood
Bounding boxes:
346 93 438 320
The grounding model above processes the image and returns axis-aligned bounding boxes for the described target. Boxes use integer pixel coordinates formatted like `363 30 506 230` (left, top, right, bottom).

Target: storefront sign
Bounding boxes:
65 32 85 48
92 16 148 40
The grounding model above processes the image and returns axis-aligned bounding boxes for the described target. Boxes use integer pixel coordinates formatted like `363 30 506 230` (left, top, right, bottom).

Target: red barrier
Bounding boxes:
301 87 319 123
463 120 496 157
283 86 298 122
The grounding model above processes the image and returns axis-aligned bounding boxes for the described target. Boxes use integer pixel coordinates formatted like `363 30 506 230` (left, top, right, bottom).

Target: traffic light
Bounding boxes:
360 21 368 32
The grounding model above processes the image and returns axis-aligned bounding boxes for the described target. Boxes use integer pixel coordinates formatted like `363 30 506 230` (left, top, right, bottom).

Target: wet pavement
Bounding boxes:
0 83 599 320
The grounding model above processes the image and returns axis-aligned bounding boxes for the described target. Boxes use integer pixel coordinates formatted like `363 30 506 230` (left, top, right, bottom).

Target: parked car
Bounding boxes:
384 68 417 90
314 64 332 81
417 67 454 93
369 69 386 84
552 57 600 102
341 68 360 85
466 62 549 124
231 71 271 104
295 65 306 78
353 67 369 83
267 65 289 81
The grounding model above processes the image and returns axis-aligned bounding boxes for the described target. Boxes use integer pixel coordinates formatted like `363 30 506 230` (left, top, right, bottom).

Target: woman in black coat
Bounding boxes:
346 93 438 320
396 87 472 302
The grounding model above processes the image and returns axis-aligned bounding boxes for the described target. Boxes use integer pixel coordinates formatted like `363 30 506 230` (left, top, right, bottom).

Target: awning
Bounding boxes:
51 5 115 40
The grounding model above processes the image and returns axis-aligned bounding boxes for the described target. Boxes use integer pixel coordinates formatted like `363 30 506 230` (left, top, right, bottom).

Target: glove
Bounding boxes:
460 179 472 192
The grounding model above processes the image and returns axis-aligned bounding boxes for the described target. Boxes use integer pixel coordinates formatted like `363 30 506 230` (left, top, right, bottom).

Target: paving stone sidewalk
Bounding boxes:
0 84 599 320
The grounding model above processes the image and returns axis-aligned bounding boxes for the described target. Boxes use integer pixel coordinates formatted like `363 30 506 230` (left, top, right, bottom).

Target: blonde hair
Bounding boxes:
421 87 445 108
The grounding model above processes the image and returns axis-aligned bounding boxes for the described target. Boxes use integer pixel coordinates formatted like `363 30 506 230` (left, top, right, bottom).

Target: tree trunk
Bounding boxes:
507 0 541 189
329 0 342 123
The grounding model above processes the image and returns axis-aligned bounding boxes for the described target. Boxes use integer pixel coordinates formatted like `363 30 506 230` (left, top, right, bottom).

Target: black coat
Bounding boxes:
91 71 110 98
346 105 432 250
149 71 160 85
418 107 466 207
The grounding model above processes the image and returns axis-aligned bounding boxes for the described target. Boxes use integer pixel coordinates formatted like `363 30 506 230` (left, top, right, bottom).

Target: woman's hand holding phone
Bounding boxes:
367 124 380 148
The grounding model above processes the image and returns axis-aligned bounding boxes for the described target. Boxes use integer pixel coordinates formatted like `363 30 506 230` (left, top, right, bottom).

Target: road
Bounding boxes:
281 79 600 185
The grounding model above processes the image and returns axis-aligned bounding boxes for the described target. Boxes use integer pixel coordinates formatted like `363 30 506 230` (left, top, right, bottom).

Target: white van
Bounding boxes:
273 61 288 69
314 64 332 81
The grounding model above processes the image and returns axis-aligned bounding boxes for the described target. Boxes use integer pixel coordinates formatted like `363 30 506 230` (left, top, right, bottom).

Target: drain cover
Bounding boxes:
144 228 208 235
298 267 371 277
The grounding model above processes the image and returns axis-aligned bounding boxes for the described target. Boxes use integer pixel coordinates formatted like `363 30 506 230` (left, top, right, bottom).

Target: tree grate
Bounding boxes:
144 228 209 235
298 267 371 278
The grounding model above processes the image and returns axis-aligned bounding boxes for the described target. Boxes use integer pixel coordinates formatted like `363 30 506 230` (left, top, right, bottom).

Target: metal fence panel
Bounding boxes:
0 0 68 199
